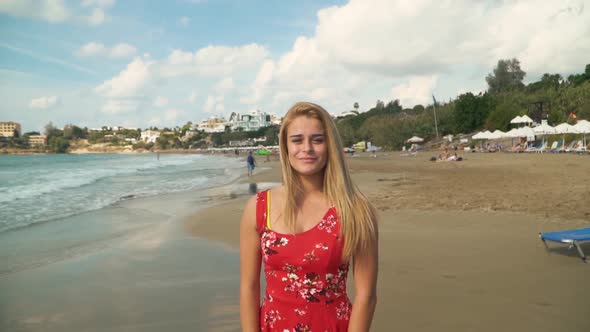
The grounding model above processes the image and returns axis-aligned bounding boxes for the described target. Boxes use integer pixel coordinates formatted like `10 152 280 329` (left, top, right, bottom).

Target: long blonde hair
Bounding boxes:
279 102 377 258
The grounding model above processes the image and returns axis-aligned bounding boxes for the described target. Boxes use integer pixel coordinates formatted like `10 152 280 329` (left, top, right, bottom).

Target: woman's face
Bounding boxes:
286 116 328 177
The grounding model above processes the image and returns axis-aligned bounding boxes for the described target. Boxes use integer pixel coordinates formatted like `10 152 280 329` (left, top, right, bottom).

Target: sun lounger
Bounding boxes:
539 227 590 263
565 140 580 153
550 141 562 153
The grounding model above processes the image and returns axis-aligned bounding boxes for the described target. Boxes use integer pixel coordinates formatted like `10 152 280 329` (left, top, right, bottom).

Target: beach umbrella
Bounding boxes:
554 123 578 147
510 116 523 124
490 130 505 139
573 120 590 147
554 122 577 134
516 126 535 141
533 122 556 135
504 128 520 138
406 136 424 143
533 122 557 148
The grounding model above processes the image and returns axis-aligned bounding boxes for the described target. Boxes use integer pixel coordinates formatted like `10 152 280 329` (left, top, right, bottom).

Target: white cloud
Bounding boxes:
238 0 590 113
153 96 168 108
85 7 105 25
391 76 438 107
81 0 115 8
75 42 106 57
29 96 60 109
203 95 224 113
241 60 274 105
100 99 139 114
95 57 152 98
165 109 181 122
148 117 161 126
0 0 70 23
179 16 190 26
214 77 234 93
188 91 199 105
96 56 153 114
75 42 136 59
0 0 116 25
110 43 137 58
161 44 270 77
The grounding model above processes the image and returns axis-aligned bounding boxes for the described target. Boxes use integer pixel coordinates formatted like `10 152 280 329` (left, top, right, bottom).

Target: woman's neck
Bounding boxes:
298 172 324 194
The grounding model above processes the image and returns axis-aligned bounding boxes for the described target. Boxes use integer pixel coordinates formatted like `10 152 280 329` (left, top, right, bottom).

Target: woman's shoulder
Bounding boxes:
267 185 285 197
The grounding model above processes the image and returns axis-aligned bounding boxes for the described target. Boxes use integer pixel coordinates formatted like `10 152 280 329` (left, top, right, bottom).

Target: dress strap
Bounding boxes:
255 190 269 236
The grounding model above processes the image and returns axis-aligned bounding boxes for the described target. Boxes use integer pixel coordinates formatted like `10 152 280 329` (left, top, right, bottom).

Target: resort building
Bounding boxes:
140 130 161 144
228 110 272 132
196 116 228 133
270 114 282 126
0 121 22 137
27 135 47 146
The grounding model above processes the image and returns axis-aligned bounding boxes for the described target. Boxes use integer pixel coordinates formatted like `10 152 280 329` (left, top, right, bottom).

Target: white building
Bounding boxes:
270 114 282 126
140 130 160 143
0 121 22 137
196 116 227 133
228 110 272 131
28 135 46 146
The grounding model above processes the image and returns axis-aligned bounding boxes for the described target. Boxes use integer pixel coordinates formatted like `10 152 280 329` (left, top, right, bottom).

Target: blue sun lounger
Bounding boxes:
539 227 590 263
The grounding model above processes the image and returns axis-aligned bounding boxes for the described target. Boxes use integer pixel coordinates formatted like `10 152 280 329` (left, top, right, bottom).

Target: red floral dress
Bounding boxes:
256 190 352 332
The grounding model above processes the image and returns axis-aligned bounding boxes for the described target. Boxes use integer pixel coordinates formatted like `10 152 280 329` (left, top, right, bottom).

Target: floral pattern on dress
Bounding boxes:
257 190 351 332
317 214 337 233
261 231 289 259
263 309 282 328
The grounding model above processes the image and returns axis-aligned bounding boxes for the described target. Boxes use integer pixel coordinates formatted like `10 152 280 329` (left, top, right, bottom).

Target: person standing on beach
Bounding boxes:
240 102 379 331
246 151 256 176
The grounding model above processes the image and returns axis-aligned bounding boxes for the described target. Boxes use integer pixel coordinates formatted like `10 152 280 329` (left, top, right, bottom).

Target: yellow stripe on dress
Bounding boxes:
266 191 271 230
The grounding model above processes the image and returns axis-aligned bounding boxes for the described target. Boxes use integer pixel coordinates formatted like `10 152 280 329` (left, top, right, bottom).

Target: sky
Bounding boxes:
0 0 589 132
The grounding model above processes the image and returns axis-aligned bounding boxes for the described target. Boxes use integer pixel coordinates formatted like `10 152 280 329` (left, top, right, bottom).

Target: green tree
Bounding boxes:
486 58 526 93
336 121 356 147
48 136 69 153
452 93 492 133
264 126 279 145
63 124 86 140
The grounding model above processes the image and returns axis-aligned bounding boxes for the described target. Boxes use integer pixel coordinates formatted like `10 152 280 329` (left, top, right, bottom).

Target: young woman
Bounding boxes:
240 102 379 331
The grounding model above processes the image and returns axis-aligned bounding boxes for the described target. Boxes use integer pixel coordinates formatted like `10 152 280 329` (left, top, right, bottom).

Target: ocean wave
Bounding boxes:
0 155 244 233
0 154 209 204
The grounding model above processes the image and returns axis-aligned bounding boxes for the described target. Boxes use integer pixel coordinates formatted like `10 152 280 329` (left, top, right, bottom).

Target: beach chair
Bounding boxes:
550 141 562 153
525 142 542 153
564 140 579 153
535 141 548 154
539 227 590 263
574 144 587 154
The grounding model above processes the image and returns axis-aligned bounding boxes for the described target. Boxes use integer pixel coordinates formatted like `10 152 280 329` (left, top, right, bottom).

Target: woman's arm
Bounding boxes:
348 221 379 332
240 196 262 332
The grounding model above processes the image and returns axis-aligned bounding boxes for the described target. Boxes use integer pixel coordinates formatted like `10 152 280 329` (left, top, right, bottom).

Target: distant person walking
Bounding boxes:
246 151 256 176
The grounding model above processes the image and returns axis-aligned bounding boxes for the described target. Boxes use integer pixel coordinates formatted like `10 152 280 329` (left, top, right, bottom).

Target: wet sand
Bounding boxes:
185 152 590 332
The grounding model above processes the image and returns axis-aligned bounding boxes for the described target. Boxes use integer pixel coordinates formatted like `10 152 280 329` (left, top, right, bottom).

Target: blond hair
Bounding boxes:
279 102 377 258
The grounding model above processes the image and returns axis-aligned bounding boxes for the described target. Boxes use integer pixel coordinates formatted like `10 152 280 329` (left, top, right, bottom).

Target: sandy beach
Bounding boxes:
186 151 590 332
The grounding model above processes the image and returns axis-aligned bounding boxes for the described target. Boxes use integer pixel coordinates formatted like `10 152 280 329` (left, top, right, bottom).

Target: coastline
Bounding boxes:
184 152 590 332
0 154 255 332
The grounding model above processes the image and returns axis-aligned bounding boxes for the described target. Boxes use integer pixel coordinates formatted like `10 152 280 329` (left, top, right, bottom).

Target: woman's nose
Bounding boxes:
303 140 313 152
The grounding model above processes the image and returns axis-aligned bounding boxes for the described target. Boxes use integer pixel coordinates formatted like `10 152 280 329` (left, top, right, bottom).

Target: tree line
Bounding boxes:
336 60 590 150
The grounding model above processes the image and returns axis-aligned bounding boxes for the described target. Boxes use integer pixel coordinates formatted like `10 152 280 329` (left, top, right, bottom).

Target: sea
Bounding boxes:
0 153 264 331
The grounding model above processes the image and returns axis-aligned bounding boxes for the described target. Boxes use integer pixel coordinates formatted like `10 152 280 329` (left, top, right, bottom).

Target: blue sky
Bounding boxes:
1 0 589 132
